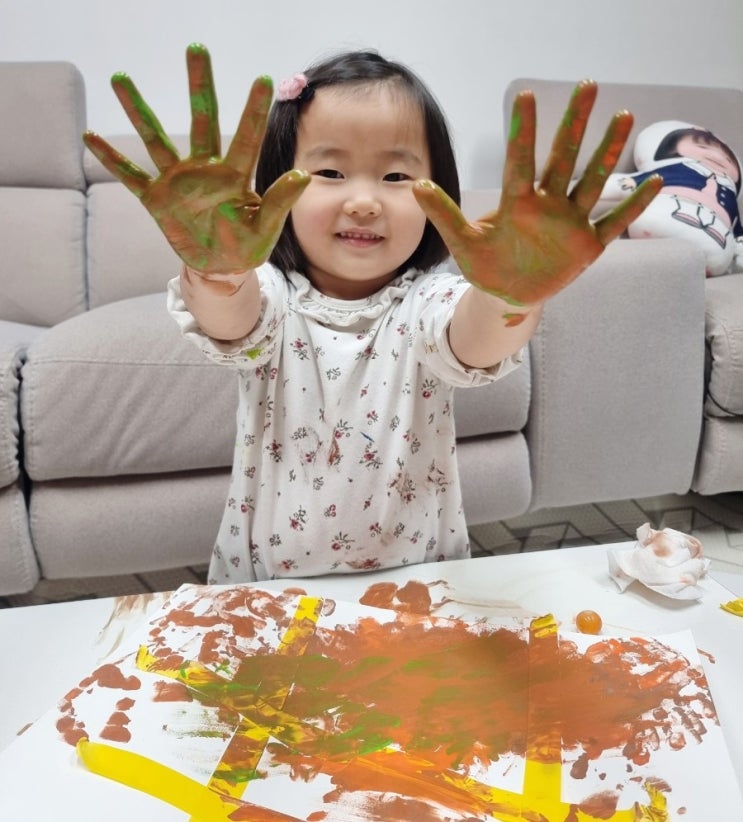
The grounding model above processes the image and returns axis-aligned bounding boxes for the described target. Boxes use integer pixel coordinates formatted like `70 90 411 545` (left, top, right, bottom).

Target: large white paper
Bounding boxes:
1 582 741 820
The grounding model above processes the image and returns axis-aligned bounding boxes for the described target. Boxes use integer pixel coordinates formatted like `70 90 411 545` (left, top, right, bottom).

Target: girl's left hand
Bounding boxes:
413 80 663 307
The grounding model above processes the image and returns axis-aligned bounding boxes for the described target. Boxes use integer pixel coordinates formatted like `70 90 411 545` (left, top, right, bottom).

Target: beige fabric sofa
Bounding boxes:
1 61 731 596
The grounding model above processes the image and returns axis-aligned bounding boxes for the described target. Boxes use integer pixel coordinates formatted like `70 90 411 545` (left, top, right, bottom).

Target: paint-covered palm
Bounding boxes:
83 44 309 275
413 80 662 306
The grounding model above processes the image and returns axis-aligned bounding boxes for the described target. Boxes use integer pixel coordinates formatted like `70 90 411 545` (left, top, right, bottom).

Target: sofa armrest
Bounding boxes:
527 238 706 509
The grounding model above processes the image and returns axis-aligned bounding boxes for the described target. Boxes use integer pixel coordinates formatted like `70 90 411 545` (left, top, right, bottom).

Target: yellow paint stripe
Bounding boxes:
208 596 323 802
277 596 323 655
77 738 237 821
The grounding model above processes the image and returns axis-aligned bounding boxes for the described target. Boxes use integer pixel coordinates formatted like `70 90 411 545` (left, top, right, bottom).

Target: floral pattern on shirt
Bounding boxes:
168 266 521 583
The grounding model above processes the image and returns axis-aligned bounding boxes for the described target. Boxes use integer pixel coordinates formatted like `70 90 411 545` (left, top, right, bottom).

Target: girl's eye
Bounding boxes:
316 169 344 179
384 172 411 182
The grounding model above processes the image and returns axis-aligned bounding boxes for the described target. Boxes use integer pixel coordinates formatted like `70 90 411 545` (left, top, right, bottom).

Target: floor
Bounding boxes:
2 490 742 608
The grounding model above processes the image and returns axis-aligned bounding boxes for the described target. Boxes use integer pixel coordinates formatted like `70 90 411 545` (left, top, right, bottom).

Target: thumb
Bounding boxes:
412 179 471 251
255 169 311 239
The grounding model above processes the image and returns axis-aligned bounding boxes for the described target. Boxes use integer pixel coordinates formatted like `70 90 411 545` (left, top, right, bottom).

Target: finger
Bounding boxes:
253 169 312 240
186 43 221 159
224 76 274 178
412 179 472 248
594 174 663 246
110 73 180 173
540 79 597 195
501 90 536 200
83 131 151 197
570 110 634 213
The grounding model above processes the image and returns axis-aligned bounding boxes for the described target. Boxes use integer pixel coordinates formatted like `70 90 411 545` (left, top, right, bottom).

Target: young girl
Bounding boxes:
85 44 660 583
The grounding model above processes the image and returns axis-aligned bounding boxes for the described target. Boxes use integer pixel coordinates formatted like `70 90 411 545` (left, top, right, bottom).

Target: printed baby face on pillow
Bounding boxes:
601 120 743 276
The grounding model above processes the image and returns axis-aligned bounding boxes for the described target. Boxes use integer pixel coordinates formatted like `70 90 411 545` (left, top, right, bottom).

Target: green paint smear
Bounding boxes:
217 203 238 222
190 92 216 118
562 109 576 129
213 764 264 785
509 111 522 142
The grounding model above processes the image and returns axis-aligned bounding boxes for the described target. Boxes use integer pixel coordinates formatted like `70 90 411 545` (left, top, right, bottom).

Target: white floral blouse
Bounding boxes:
168 265 521 582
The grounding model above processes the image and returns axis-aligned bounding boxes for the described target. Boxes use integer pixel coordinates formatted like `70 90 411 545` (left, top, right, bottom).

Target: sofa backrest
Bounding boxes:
0 61 87 327
503 78 743 188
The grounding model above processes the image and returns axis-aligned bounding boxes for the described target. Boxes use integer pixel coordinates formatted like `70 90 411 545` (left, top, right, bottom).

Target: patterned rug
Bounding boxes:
2 491 742 608
469 491 743 571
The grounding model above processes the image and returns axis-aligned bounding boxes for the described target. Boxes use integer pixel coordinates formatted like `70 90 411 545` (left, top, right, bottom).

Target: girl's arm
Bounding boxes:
414 80 662 368
448 289 542 369
180 266 262 342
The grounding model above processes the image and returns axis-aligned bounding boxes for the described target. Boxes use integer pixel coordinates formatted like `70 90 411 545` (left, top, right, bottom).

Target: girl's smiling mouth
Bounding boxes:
337 230 384 246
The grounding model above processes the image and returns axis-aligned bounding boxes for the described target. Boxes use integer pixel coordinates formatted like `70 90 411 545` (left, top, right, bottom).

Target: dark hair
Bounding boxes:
255 50 460 275
654 127 741 191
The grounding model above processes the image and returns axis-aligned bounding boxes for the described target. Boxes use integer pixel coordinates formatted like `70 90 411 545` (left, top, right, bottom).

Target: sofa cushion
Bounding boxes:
704 273 743 417
87 183 181 307
21 293 238 481
527 238 706 509
693 417 743 496
30 471 227 578
454 349 530 438
0 61 86 190
0 324 46 487
0 188 86 325
0 483 38 595
458 432 531 524
0 347 23 489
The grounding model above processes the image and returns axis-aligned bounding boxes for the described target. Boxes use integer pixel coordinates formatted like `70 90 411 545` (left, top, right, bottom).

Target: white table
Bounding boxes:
2 544 742 800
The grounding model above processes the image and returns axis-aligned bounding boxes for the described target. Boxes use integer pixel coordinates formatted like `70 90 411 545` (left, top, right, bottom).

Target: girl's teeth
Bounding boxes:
340 231 379 239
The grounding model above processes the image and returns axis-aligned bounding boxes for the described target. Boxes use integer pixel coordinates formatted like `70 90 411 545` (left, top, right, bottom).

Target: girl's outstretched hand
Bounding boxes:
413 80 663 306
83 44 310 275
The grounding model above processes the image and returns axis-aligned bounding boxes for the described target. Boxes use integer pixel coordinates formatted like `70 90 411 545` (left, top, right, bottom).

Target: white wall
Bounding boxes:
2 0 742 187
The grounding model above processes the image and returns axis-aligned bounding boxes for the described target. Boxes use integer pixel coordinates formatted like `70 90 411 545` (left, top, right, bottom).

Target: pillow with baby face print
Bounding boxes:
601 120 742 276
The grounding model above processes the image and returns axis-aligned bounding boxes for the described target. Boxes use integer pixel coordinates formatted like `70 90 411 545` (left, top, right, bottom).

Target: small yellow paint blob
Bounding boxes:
575 609 603 635
720 597 743 617
633 780 669 821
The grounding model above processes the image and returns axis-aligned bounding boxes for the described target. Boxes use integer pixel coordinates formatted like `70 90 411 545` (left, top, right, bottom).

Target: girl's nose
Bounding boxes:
343 189 382 218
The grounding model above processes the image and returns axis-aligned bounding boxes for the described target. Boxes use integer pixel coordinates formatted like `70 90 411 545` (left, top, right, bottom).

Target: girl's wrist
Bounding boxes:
182 264 253 296
183 264 251 281
476 289 542 326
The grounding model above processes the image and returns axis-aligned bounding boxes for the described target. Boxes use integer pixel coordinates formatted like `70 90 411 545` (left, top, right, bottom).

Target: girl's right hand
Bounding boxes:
84 43 310 276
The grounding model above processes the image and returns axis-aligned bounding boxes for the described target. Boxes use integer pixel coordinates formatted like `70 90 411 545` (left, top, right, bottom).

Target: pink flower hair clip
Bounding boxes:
277 73 312 102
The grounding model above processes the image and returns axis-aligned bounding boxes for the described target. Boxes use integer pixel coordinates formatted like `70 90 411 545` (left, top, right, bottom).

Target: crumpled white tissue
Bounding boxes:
608 523 710 600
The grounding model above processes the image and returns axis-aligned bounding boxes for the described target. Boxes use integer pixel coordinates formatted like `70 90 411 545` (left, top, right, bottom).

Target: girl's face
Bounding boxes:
291 83 431 299
675 133 740 182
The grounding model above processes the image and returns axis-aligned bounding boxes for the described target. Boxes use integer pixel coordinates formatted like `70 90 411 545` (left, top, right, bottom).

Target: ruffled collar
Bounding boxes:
287 270 418 326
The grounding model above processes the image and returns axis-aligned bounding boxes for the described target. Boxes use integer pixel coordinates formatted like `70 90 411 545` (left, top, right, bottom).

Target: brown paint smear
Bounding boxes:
147 586 305 668
56 663 142 747
360 580 434 614
153 680 193 702
100 697 136 743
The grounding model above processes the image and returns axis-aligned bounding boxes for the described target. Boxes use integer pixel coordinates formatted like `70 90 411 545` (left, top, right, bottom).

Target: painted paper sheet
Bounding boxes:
1 582 741 820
